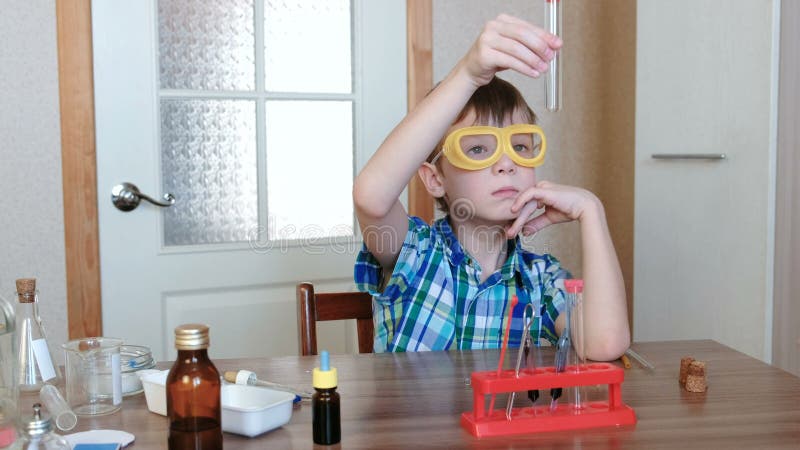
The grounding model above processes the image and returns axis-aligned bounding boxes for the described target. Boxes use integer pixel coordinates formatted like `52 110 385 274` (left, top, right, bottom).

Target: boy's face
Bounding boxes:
438 109 538 225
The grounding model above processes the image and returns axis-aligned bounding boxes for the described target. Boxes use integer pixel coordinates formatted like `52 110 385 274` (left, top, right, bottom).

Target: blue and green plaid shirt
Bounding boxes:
354 216 569 352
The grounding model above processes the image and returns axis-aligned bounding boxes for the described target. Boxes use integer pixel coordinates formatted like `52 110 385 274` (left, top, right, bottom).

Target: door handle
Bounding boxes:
111 182 175 212
651 153 727 160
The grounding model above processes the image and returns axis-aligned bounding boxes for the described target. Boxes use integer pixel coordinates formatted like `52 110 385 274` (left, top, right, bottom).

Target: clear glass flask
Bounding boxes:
0 289 18 449
545 0 563 111
14 279 61 392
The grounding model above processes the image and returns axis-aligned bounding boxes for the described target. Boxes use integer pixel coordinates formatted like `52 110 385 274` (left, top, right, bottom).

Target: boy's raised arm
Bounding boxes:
353 69 476 270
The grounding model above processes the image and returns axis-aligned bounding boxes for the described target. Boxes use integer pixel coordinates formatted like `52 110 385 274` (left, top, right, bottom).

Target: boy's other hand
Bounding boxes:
461 14 562 87
505 181 602 238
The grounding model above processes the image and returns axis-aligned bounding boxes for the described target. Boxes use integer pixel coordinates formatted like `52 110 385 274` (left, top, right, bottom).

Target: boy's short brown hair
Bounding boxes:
426 76 538 213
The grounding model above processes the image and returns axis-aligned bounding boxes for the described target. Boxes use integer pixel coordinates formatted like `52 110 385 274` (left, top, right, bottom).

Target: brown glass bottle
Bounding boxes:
312 387 340 445
166 324 222 450
312 351 340 445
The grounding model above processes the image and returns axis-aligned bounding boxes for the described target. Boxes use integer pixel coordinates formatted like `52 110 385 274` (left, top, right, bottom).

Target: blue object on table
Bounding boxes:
73 444 121 450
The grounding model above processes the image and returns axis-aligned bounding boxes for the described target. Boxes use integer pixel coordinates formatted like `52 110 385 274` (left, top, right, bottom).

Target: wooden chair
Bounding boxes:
296 282 374 356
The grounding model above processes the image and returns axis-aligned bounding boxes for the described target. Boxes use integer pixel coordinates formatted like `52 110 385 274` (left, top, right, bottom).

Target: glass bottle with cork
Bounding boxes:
14 279 60 393
312 350 340 445
166 324 222 450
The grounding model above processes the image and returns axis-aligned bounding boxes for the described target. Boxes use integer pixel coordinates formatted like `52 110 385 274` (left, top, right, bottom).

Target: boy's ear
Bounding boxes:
418 162 446 199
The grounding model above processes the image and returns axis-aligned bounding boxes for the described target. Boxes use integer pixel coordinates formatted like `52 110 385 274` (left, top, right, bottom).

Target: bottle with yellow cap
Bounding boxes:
312 350 340 445
166 324 222 450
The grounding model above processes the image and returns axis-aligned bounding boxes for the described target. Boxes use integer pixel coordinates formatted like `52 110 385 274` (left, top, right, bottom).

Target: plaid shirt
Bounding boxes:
354 216 569 352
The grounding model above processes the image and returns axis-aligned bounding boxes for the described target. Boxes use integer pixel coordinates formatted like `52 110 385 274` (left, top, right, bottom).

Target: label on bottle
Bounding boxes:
112 353 122 405
32 338 56 381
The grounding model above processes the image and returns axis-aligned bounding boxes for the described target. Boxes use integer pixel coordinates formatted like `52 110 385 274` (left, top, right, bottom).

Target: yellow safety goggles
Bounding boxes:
431 124 547 171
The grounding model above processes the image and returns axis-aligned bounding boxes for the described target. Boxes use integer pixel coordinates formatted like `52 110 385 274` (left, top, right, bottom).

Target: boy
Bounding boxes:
353 14 629 361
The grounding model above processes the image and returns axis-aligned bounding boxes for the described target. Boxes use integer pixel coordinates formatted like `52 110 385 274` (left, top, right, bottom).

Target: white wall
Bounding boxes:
0 1 69 349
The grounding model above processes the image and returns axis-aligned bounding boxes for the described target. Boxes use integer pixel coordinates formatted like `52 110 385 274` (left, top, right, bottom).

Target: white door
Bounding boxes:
634 0 778 360
92 0 406 360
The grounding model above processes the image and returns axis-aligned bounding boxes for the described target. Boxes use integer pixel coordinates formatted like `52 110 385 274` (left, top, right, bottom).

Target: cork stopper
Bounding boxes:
679 356 695 385
685 360 707 392
174 323 210 350
15 278 37 303
687 360 705 376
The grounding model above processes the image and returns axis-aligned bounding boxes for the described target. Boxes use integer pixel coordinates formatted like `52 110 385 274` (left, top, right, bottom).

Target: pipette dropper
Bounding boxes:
224 369 312 399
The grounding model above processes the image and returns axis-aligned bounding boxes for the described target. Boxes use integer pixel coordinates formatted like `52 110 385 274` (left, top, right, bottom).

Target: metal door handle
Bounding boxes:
111 182 175 212
651 153 727 160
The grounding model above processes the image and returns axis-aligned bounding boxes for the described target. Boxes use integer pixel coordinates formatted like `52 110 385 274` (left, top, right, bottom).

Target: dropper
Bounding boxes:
223 369 312 400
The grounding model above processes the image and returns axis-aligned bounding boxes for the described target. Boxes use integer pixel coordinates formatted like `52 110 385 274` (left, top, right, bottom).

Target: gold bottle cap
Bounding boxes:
15 278 36 303
174 323 210 350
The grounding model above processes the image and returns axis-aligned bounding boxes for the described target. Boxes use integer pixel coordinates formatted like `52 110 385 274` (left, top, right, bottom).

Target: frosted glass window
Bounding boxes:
266 101 353 240
157 0 359 247
158 0 255 91
265 0 352 93
161 99 258 245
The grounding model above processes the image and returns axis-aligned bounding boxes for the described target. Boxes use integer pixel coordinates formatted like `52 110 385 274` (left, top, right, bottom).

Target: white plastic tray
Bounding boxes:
138 370 295 437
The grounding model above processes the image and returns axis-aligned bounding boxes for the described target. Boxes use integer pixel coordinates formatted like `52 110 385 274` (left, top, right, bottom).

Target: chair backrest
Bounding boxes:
296 282 374 356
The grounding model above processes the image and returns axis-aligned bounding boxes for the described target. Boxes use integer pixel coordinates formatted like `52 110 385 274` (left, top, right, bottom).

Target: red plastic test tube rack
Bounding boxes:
461 363 636 437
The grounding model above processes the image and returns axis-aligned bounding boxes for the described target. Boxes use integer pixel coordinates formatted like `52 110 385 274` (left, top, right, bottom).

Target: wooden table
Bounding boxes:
70 340 800 449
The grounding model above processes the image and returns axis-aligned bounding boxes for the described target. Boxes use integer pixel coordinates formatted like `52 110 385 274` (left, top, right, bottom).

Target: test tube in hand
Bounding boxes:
545 0 563 111
39 384 77 431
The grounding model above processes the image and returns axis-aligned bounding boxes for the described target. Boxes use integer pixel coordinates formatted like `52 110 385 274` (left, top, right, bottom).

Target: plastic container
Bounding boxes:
139 370 294 437
120 345 154 397
139 370 168 416
221 384 294 437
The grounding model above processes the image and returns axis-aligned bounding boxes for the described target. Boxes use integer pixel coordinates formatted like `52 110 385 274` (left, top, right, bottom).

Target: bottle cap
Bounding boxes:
21 404 52 437
174 323 210 350
564 279 584 294
312 350 338 389
15 278 36 303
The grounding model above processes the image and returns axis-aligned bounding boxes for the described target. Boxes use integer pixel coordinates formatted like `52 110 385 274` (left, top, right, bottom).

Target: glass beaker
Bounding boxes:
119 345 155 397
61 337 122 416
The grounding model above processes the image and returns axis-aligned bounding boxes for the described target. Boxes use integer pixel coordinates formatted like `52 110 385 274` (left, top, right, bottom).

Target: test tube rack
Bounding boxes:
461 363 636 437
